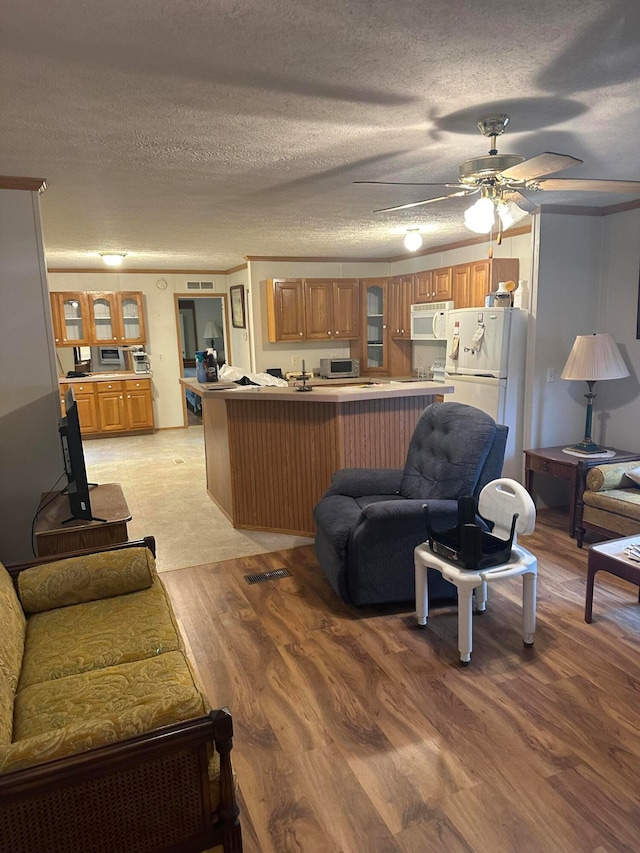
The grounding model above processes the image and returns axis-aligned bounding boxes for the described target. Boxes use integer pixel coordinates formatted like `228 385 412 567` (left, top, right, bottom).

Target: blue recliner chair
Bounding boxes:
313 402 508 606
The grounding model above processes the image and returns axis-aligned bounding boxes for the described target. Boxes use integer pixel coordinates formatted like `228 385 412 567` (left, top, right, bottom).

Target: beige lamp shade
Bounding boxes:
561 333 629 382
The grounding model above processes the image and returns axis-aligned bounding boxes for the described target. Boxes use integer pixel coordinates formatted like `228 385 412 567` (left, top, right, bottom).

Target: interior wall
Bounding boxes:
525 212 602 457
595 207 640 450
0 188 63 561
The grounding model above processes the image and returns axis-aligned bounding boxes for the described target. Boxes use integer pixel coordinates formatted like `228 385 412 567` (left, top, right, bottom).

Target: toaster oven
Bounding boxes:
319 358 360 379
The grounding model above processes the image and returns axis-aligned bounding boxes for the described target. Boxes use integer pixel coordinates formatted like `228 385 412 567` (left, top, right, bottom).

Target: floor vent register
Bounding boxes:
244 568 293 585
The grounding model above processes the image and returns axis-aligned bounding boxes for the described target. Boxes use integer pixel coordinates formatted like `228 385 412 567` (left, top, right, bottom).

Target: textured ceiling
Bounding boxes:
2 0 639 270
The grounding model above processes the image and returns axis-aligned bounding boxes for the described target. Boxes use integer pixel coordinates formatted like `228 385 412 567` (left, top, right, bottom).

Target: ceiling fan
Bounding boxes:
356 115 640 239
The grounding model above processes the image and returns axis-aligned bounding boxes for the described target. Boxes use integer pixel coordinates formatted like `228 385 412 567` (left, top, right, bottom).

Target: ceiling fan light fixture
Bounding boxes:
403 229 423 252
496 199 529 230
464 196 495 234
100 252 127 267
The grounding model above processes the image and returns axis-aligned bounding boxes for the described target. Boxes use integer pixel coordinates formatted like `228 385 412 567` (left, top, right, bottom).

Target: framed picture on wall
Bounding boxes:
230 285 246 329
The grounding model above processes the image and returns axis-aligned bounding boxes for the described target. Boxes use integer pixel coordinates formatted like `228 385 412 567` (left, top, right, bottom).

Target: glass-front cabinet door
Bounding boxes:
88 292 118 342
51 292 91 346
361 278 388 373
117 292 146 344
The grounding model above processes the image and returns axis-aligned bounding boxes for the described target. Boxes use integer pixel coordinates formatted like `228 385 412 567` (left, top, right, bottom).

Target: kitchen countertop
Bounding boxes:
180 376 451 403
60 372 152 382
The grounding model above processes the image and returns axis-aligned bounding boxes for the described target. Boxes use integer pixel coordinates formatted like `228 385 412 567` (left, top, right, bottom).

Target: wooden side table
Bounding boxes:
524 446 640 538
35 483 132 557
585 536 640 622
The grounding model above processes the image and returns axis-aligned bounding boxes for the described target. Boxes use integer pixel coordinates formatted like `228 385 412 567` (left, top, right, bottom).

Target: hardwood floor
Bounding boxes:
161 510 640 852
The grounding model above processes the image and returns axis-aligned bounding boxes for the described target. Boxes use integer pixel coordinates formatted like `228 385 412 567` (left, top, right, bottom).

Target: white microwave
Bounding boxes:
410 301 455 341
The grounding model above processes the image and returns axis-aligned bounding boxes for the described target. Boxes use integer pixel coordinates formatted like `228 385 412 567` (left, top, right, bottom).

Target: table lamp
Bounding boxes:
560 333 629 454
203 322 223 351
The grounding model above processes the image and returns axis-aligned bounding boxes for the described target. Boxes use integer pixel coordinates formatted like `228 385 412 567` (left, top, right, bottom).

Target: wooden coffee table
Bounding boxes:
585 535 640 623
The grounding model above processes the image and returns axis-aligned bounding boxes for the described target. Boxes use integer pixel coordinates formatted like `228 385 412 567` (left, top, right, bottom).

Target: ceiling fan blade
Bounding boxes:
501 152 583 182
534 178 640 193
354 181 464 187
373 189 477 214
503 191 537 213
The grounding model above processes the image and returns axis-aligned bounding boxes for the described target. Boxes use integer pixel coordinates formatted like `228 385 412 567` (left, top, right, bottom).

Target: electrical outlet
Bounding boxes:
291 355 298 367
546 367 555 383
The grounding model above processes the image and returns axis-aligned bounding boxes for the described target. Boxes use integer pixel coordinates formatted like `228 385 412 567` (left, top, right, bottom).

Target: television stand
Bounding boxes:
60 514 108 525
35 483 132 557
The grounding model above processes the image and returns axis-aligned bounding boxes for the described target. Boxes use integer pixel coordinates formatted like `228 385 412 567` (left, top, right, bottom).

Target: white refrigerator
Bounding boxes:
444 307 528 481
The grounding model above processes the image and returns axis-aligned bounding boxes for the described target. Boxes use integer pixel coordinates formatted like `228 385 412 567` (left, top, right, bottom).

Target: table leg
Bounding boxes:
585 564 598 623
457 585 474 665
415 557 429 626
522 571 536 645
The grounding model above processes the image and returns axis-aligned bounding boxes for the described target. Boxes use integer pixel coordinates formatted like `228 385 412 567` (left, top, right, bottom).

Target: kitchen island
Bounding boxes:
180 377 451 536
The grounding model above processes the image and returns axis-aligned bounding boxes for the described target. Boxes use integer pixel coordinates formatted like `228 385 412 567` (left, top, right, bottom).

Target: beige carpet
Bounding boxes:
83 425 314 573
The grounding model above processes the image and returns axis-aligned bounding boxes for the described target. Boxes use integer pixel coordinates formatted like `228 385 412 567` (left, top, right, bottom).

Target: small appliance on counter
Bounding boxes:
319 357 359 379
430 360 446 383
129 347 151 374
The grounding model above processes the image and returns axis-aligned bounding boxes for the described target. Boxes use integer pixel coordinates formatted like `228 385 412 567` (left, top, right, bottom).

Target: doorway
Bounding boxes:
175 293 230 425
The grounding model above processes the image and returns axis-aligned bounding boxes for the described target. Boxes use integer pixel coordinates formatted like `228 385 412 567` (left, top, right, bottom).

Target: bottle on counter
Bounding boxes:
206 348 218 382
195 351 207 383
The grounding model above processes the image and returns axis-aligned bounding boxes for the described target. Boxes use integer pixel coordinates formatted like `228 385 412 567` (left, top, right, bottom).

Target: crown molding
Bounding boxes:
0 175 47 192
47 267 238 275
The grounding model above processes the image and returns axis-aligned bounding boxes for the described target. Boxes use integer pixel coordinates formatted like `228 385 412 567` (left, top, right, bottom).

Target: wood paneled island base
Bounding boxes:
182 379 449 536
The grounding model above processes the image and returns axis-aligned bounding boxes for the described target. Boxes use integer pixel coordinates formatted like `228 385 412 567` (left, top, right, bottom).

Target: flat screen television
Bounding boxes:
58 386 94 521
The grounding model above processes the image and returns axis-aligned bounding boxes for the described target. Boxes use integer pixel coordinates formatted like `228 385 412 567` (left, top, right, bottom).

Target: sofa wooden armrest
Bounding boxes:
4 535 157 583
0 710 242 853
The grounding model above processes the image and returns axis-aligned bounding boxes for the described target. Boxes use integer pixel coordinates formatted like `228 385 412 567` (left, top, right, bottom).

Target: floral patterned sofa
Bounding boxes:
0 537 242 853
576 460 640 547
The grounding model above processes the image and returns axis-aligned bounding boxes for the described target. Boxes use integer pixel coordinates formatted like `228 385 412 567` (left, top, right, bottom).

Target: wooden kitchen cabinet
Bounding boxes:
124 378 154 429
266 278 360 342
117 292 146 344
50 293 91 346
59 378 154 436
390 274 413 339
359 278 390 374
53 290 147 346
265 279 305 342
96 380 127 432
454 258 520 308
303 279 360 341
59 381 99 434
412 267 453 303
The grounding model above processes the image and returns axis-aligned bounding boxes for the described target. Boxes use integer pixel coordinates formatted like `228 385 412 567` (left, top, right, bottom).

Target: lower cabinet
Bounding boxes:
60 378 154 436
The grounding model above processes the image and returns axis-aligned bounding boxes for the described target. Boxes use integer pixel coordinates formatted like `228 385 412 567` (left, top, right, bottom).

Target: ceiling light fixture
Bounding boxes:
463 187 530 235
100 252 127 267
403 229 423 252
463 196 495 234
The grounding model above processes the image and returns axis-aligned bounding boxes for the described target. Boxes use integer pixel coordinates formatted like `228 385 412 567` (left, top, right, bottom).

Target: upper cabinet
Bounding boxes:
51 293 91 346
266 279 306 342
52 291 147 347
360 278 389 374
117 292 146 344
304 279 360 341
390 275 413 339
266 278 360 343
413 267 453 303
453 258 519 308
